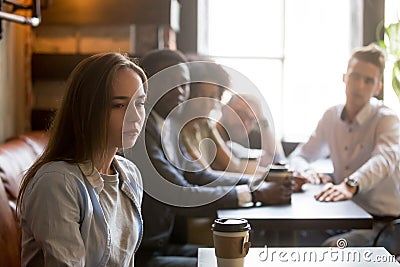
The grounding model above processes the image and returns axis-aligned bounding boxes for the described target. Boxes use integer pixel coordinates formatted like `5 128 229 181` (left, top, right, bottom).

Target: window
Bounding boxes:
198 0 359 142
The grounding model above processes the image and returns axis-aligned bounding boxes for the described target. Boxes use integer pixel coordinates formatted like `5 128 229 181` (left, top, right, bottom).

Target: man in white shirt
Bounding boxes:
289 43 400 246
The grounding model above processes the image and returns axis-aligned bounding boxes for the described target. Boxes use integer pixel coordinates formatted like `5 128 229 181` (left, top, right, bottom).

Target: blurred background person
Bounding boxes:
179 62 267 175
126 49 293 267
217 93 287 166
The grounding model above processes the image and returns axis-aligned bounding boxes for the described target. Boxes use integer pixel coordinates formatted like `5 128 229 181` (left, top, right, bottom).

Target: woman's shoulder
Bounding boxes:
36 161 81 177
26 161 84 197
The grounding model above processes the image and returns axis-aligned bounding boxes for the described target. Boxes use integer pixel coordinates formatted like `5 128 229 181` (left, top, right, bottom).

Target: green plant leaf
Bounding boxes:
392 59 400 102
385 21 400 58
376 40 386 50
376 18 400 102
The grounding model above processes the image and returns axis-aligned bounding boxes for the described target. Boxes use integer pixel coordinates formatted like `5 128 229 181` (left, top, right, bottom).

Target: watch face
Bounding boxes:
346 178 358 187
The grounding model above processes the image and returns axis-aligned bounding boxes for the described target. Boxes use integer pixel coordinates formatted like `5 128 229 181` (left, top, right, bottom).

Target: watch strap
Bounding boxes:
345 177 359 195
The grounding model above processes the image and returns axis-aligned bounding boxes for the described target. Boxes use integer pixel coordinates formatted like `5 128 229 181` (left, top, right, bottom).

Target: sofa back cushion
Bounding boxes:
19 131 49 157
0 139 38 207
0 178 20 267
0 131 48 267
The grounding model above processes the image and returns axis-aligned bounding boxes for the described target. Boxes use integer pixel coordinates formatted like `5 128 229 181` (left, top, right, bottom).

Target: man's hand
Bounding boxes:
253 180 293 205
293 170 333 185
318 173 333 184
291 172 308 192
314 182 357 202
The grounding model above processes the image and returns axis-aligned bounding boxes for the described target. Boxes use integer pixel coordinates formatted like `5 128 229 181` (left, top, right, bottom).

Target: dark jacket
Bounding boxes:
126 113 248 249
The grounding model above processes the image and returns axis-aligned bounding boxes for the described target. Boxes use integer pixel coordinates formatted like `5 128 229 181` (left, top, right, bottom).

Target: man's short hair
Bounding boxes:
140 49 187 78
349 43 385 78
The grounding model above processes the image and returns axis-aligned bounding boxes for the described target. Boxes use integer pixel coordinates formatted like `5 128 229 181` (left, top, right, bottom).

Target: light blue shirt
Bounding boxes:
21 155 143 266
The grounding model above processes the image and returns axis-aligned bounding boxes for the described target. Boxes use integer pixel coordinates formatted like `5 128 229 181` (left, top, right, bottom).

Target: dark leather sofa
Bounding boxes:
0 131 48 267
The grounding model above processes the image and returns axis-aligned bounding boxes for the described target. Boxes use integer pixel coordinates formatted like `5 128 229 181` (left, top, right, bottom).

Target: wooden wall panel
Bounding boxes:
40 0 172 26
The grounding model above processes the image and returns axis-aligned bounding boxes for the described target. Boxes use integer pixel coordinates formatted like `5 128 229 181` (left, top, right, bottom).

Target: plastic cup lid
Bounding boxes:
212 218 251 232
269 164 289 172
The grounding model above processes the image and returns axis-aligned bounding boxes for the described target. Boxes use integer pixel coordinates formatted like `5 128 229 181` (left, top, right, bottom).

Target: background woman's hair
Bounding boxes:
189 62 231 99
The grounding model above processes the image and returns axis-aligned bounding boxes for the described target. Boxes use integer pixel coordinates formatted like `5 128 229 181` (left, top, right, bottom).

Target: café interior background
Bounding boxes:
0 0 399 144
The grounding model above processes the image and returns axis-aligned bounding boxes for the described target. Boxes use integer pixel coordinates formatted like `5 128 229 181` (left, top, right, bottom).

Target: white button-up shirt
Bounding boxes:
290 98 400 216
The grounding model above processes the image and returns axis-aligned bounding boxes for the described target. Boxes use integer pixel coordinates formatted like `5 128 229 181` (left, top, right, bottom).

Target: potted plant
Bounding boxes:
376 19 400 102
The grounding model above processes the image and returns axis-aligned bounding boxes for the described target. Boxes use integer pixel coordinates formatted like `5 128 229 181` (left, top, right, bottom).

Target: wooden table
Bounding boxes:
198 247 400 266
218 184 373 230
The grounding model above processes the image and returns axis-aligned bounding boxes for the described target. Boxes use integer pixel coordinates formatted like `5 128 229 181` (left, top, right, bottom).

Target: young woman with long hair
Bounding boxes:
17 52 147 266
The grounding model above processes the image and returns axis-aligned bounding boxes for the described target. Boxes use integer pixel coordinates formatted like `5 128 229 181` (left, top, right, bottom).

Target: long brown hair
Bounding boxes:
17 52 147 213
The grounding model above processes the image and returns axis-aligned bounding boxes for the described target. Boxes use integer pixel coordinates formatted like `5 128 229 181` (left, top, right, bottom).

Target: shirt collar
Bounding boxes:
341 98 381 125
78 157 128 194
359 98 382 124
78 162 103 193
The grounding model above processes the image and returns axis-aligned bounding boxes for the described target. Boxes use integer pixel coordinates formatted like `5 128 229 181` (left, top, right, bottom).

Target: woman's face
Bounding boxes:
108 68 146 150
221 97 256 139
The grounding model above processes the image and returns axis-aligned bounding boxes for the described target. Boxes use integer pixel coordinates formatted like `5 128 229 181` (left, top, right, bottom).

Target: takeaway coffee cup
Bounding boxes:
212 218 251 267
266 164 292 182
265 164 293 203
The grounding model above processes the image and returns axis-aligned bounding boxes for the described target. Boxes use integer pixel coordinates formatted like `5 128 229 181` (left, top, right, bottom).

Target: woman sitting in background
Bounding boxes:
17 52 147 266
178 62 268 175
217 93 287 166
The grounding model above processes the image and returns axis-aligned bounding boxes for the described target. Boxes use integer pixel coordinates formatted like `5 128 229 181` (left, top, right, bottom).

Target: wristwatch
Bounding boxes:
344 177 359 195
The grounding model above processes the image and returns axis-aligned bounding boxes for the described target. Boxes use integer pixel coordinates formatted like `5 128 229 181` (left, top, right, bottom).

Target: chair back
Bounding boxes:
0 178 20 267
374 219 400 257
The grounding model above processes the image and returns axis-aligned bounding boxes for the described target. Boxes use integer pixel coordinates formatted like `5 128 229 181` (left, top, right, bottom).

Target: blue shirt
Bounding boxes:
21 155 143 266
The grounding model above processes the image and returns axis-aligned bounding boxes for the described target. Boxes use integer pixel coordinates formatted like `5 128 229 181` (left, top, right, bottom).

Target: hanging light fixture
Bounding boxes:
0 0 42 39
